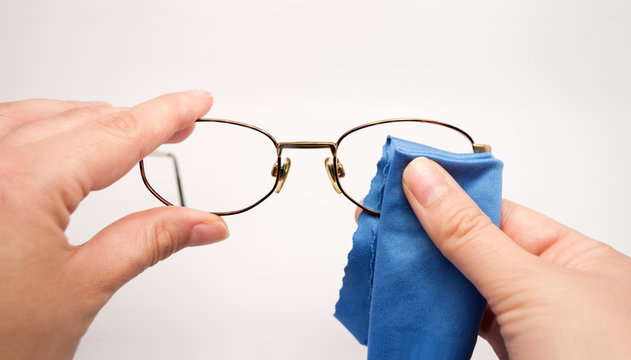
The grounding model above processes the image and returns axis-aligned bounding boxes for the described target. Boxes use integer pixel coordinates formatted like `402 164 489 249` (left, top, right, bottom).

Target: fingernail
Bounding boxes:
403 157 449 207
189 222 229 247
185 89 213 98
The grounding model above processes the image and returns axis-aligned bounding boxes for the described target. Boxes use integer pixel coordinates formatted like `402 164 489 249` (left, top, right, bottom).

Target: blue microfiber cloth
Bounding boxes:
335 136 503 359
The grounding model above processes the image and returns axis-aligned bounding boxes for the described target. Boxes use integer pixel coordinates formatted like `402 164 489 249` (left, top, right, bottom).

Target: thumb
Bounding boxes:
402 157 536 300
73 207 228 295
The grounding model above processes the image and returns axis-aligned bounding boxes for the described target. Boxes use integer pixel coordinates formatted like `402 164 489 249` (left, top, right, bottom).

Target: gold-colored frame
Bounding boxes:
139 118 491 216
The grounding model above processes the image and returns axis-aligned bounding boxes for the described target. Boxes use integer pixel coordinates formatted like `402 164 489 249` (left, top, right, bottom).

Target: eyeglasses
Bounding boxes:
139 118 491 216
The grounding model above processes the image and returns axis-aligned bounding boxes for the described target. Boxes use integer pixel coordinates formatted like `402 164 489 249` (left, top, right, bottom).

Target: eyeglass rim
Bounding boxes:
139 117 486 216
140 118 282 216
332 118 480 215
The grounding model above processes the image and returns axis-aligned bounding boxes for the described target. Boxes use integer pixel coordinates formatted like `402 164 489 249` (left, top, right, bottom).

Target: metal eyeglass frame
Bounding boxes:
139 118 491 216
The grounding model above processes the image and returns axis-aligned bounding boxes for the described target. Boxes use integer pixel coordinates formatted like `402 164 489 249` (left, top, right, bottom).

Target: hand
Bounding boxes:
0 92 229 360
401 157 631 359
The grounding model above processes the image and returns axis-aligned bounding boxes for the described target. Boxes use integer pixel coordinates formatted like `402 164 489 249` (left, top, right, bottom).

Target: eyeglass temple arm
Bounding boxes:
147 151 186 207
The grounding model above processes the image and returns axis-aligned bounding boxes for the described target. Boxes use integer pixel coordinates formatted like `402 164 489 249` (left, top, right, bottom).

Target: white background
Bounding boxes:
1 0 630 359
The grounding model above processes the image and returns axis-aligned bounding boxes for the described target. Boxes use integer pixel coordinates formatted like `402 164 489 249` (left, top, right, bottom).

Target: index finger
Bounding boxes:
499 199 581 256
26 90 213 211
0 99 110 138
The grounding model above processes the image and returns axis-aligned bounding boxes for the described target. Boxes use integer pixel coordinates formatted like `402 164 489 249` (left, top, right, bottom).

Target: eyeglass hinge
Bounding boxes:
473 144 492 153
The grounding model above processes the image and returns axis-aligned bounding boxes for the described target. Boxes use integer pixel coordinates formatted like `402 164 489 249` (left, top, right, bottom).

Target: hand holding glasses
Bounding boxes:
139 118 491 216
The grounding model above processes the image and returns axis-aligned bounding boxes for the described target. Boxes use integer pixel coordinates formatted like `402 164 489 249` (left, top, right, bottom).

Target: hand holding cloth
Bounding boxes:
335 136 503 359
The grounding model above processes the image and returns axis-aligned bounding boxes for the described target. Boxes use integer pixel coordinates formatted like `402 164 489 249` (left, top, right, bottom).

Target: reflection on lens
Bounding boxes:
336 121 473 213
142 121 278 214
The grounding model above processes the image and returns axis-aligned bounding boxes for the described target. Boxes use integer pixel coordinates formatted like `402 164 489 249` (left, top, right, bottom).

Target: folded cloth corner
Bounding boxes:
335 136 503 360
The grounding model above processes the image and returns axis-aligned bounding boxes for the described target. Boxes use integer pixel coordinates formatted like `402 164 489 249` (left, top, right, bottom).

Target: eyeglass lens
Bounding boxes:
336 121 472 211
141 121 278 213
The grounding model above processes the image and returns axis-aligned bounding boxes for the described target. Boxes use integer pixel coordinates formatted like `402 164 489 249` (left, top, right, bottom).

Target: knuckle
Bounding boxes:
438 207 492 253
146 222 182 267
96 110 140 140
0 101 14 116
0 100 25 118
0 151 41 198
69 105 107 119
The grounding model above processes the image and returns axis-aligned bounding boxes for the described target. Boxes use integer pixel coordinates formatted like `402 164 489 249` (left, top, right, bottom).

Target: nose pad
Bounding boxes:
271 157 291 193
324 157 345 194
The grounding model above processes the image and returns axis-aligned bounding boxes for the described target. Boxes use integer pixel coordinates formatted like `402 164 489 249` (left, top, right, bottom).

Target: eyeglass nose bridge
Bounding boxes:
277 141 337 152
273 141 343 194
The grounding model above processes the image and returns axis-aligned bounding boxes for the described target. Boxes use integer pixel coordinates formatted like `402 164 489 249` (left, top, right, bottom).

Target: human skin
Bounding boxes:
401 157 631 359
0 91 229 360
2 92 630 360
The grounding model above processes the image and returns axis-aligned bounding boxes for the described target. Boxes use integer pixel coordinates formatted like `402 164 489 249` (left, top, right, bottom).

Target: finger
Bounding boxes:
479 306 509 360
72 206 228 297
500 199 606 268
500 199 577 256
0 106 126 149
26 90 212 213
166 123 195 144
0 99 109 138
402 157 537 298
354 197 366 224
